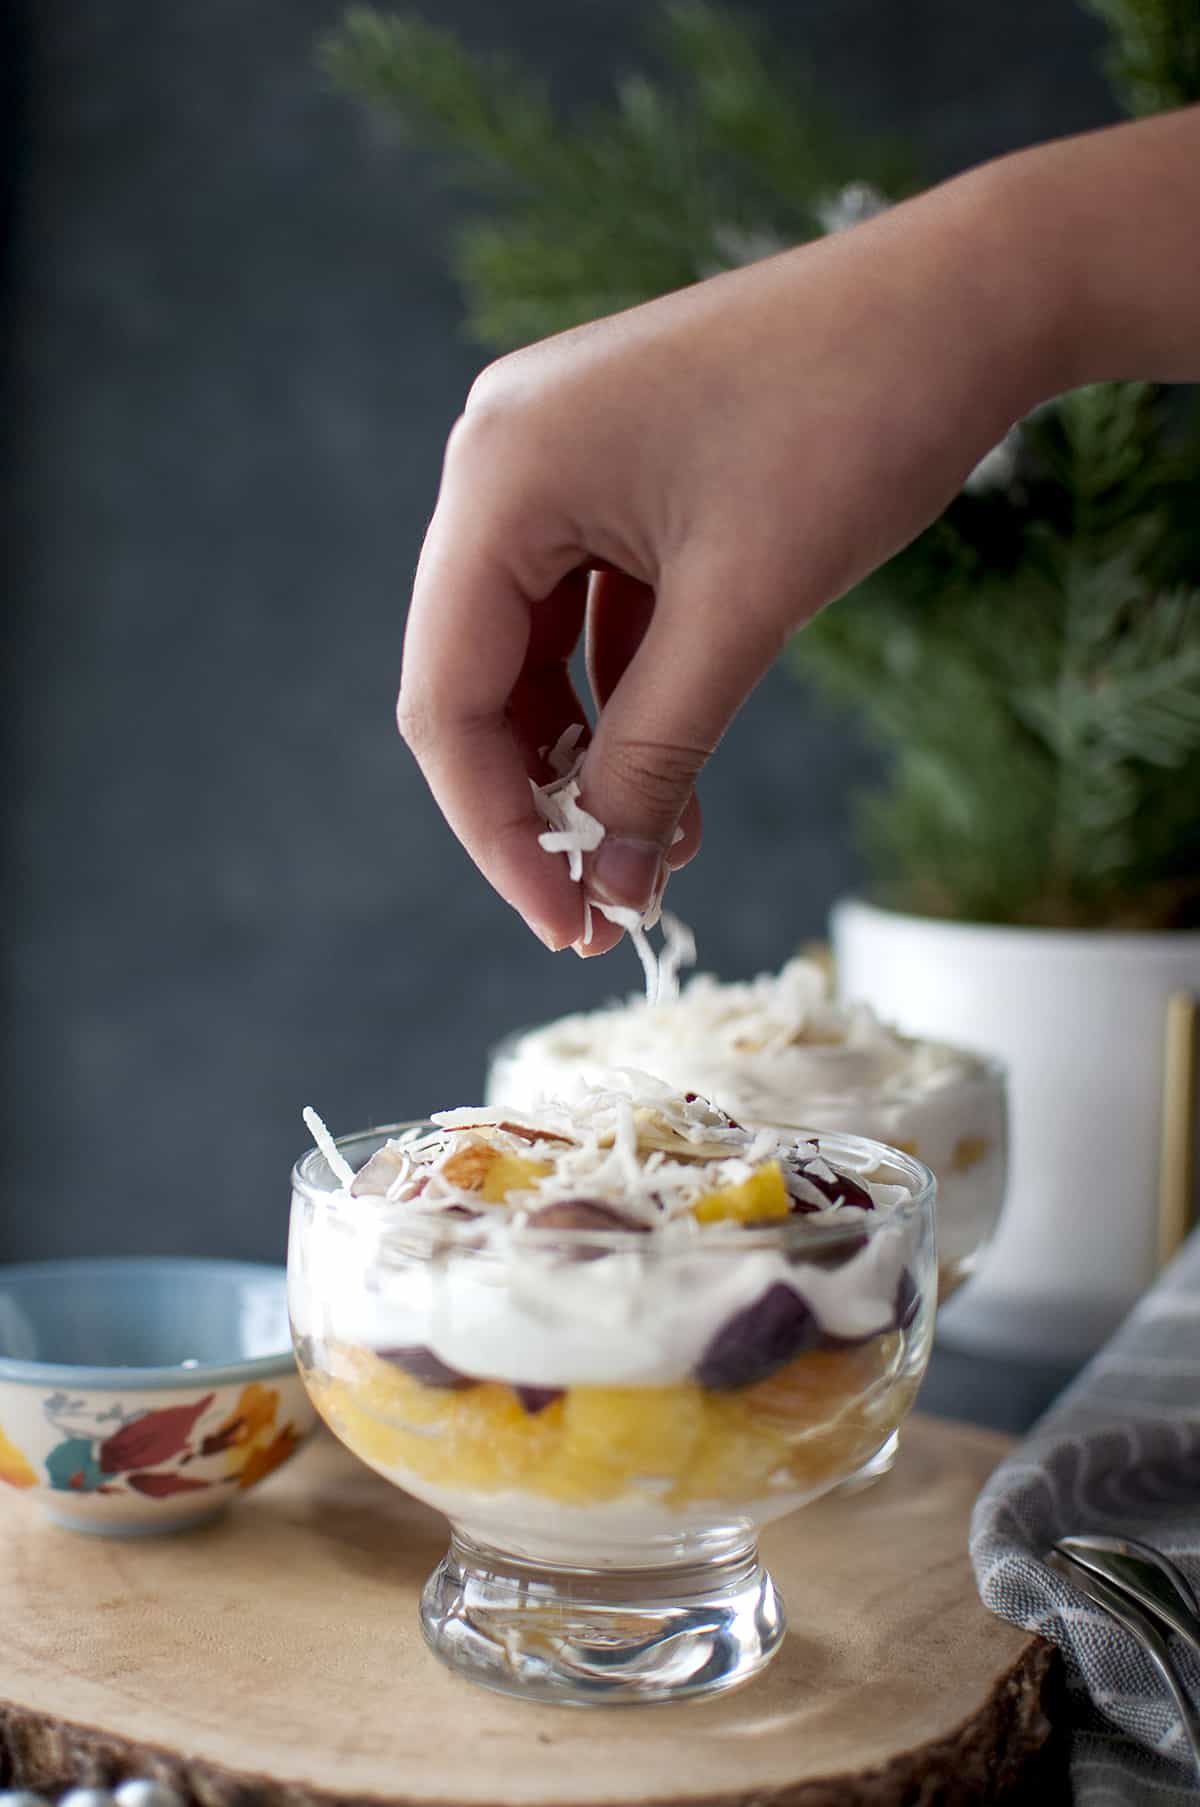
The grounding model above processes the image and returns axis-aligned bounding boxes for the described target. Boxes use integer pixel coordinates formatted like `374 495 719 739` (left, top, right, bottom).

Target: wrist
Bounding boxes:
940 108 1200 396
912 151 1081 422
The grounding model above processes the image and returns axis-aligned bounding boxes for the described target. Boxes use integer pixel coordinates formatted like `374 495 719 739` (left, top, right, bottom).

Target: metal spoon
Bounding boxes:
1053 1534 1200 1662
1047 1545 1200 1777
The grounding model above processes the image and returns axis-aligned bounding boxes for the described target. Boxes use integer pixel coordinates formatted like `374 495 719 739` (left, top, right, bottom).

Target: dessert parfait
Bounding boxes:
289 1083 936 1704
487 955 1005 1301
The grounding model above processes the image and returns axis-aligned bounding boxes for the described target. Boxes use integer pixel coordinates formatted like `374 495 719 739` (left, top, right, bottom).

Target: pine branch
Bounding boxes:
656 3 915 221
321 5 908 345
319 8 574 194
1082 0 1200 111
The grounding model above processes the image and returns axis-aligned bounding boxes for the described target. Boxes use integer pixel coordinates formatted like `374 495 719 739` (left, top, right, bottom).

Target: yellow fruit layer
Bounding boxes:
304 1336 914 1508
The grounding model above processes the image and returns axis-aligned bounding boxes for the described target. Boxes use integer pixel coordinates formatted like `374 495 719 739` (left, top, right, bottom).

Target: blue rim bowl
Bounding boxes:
0 1258 314 1536
0 1256 297 1386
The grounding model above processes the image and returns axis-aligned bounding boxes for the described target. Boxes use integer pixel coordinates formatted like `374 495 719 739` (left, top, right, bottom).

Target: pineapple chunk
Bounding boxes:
538 1384 705 1501
671 1395 789 1505
950 1134 989 1173
692 1160 791 1224
480 1151 552 1202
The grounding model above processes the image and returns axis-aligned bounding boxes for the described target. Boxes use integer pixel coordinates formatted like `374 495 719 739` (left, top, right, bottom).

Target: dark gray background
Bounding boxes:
2 1 1115 1265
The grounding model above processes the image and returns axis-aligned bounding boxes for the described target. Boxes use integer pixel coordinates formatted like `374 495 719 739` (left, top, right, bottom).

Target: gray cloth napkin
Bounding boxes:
971 1228 1200 1805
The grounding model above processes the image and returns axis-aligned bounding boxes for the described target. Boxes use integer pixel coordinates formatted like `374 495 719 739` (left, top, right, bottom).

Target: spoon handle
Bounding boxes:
1055 1536 1200 1664
1051 1551 1200 1780
1135 1610 1200 1780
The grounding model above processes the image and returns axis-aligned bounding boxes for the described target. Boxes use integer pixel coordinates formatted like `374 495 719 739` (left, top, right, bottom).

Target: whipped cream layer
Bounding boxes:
290 1085 927 1390
485 959 1006 1267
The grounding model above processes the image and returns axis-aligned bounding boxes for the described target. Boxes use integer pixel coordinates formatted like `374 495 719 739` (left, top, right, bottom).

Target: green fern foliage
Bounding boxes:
799 386 1200 927
321 5 910 345
1082 0 1200 112
325 0 1200 928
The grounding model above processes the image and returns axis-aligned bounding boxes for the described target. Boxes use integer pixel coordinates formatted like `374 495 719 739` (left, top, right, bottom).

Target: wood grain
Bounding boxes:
0 1415 1060 1807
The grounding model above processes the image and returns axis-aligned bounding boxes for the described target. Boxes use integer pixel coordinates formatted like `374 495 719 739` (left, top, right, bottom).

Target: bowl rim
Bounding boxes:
0 1256 297 1390
290 1118 937 1248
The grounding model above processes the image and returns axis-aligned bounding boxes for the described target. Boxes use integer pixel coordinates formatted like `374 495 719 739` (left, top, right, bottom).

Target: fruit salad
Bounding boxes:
486 956 1004 1301
290 1087 935 1564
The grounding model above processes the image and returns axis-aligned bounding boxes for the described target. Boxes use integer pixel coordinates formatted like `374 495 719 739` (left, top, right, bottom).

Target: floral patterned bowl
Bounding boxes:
0 1258 317 1535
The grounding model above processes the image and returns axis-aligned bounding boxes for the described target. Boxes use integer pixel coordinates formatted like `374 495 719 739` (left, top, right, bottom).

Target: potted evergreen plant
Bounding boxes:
818 382 1200 1363
324 0 1200 1360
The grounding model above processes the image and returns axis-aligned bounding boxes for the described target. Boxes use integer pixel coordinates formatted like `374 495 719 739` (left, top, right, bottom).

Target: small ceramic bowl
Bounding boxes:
0 1257 317 1535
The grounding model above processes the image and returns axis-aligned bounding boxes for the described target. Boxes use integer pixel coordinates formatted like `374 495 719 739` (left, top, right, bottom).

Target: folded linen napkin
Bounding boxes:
971 1226 1200 1805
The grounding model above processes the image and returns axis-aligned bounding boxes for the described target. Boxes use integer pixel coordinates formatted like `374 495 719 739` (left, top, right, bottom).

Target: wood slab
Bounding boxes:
0 1415 1061 1807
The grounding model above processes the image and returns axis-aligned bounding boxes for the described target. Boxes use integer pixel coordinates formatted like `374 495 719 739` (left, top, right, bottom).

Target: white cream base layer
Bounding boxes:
345 1454 860 1565
289 1206 916 1389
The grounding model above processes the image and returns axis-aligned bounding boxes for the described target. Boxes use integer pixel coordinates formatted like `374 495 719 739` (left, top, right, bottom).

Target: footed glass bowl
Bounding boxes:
288 1124 936 1706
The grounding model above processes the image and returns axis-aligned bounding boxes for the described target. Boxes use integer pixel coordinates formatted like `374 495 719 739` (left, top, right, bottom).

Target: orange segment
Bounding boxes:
692 1161 790 1224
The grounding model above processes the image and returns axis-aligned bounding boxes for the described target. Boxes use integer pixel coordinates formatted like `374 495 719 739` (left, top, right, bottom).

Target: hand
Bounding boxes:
398 107 1199 954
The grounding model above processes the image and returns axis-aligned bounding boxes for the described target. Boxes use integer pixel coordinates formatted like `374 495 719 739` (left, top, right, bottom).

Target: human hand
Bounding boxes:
398 108 1198 955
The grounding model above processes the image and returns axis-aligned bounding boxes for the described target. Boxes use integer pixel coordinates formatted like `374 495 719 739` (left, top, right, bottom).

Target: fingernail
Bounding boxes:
532 920 573 953
589 837 665 914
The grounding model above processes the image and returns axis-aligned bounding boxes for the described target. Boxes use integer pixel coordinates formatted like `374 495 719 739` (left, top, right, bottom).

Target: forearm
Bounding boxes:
948 106 1200 399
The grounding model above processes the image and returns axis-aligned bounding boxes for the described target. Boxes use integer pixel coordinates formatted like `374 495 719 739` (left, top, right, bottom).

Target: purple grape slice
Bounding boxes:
514 1385 565 1414
893 1266 920 1332
788 1230 870 1270
696 1281 823 1390
377 1345 477 1390
531 1198 647 1233
784 1155 875 1214
818 1266 921 1350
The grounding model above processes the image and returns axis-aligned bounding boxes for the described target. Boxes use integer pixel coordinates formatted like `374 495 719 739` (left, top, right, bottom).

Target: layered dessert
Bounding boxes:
289 1086 934 1564
486 957 1005 1299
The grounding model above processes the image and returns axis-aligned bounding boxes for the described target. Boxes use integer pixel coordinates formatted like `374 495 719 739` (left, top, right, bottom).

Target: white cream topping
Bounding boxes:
490 956 987 1122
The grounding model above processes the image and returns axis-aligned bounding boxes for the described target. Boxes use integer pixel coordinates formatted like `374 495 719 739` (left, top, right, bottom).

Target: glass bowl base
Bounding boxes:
831 1427 901 1495
420 1529 785 1705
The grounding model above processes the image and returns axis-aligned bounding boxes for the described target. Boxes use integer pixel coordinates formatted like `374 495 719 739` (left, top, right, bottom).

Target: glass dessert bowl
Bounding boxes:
487 956 1004 1304
289 1087 936 1706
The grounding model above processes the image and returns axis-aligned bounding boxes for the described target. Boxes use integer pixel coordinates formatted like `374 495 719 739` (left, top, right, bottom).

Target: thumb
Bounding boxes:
579 558 784 915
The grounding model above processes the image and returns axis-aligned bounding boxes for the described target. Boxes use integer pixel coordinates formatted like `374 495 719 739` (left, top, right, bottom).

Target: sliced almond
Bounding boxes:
440 1139 499 1192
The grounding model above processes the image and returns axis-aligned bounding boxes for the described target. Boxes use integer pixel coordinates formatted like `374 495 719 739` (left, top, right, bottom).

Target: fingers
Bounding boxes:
586 568 655 710
575 567 703 950
666 793 703 870
399 519 588 952
506 570 589 780
579 553 783 916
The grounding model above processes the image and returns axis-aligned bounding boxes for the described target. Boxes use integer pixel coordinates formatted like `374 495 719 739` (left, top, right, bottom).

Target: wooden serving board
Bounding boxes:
0 1415 1061 1807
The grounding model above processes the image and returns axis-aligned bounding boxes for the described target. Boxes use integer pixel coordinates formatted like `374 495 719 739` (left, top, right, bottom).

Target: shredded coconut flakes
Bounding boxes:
530 723 697 1005
309 1083 902 1235
302 1106 356 1188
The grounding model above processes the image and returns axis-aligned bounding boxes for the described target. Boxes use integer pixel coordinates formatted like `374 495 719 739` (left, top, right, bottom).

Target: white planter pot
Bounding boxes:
832 899 1200 1363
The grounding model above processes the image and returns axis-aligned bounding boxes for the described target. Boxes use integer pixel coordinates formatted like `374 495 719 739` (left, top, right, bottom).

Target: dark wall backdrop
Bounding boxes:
2 1 1115 1263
